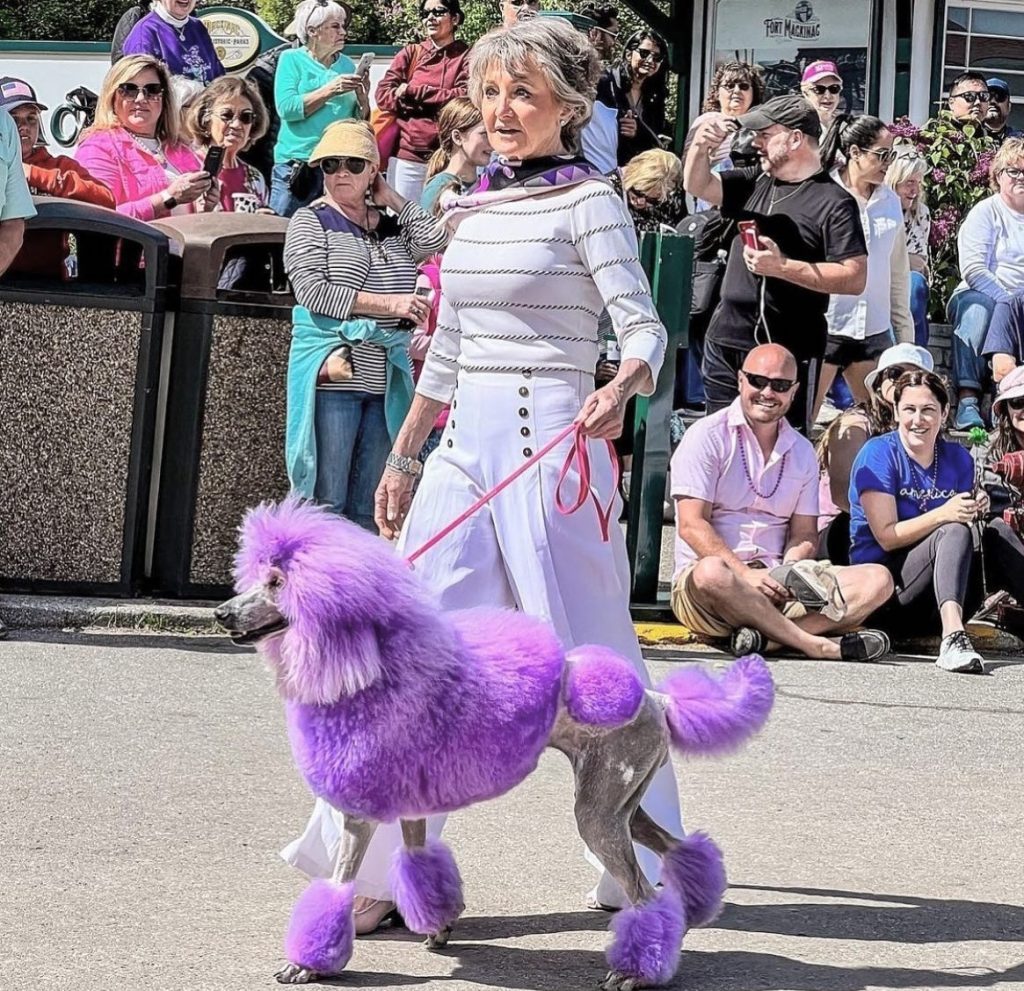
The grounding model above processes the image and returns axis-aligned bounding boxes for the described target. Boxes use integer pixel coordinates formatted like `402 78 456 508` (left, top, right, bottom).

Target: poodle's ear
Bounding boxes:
283 622 384 705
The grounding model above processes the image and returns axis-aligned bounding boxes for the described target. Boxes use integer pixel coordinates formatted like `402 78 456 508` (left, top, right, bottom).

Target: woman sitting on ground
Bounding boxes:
849 370 988 673
419 97 491 215
186 76 272 212
817 343 934 563
283 119 448 532
813 115 913 422
76 55 215 220
886 144 931 347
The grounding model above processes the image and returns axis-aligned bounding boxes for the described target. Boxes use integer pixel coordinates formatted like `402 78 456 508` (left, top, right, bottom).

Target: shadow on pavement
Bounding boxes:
721 883 1024 943
11 628 249 654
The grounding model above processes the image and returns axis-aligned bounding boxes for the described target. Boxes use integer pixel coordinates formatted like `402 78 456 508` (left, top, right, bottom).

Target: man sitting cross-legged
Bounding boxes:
670 343 894 660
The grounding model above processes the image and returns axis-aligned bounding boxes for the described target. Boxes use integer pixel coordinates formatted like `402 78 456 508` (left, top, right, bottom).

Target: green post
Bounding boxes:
627 231 692 617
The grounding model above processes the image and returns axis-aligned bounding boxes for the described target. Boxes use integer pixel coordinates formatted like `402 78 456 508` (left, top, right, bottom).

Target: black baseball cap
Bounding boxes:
737 94 821 140
0 77 47 113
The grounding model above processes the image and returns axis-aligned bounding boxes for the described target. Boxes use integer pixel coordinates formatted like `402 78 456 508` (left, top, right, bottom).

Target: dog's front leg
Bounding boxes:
390 818 464 951
276 814 378 984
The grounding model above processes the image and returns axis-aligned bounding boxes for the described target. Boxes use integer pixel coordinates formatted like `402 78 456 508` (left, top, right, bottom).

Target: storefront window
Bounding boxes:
710 0 873 112
944 3 1024 128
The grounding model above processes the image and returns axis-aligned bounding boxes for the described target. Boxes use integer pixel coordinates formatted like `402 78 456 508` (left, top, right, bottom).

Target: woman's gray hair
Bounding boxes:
468 18 602 152
293 0 349 43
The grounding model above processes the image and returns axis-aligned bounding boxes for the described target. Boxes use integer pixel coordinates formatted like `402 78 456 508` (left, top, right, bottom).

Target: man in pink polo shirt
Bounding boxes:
670 343 893 660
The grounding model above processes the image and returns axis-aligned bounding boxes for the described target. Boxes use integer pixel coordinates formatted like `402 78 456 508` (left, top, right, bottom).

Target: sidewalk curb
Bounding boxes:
0 594 220 635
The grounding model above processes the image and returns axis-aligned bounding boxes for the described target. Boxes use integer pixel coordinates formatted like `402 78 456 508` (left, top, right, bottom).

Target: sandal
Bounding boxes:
353 896 399 934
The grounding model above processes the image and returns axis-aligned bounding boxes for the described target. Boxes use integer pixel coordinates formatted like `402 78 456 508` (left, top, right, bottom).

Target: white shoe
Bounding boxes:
935 631 984 674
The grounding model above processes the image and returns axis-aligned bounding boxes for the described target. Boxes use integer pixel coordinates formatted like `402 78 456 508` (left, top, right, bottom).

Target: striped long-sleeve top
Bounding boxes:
284 199 448 393
417 180 667 403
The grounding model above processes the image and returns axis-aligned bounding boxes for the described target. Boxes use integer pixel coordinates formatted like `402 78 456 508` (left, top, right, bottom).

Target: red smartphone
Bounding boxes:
738 220 760 251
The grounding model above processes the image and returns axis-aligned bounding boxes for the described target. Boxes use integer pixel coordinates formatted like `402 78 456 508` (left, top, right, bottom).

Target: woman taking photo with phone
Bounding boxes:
77 55 216 219
272 0 369 217
849 370 989 672
187 75 272 212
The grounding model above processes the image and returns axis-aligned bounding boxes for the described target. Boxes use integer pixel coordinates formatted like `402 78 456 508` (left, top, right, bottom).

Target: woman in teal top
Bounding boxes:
271 0 369 217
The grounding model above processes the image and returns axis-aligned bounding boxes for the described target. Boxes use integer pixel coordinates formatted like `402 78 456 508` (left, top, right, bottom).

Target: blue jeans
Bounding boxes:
910 270 930 347
313 390 390 532
948 288 996 393
269 161 324 218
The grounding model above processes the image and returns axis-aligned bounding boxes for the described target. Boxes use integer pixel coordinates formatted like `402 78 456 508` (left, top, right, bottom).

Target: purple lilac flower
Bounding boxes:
931 167 947 183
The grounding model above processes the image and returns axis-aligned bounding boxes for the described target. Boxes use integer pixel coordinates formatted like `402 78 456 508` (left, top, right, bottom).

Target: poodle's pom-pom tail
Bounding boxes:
563 645 645 728
283 879 355 974
658 654 774 755
606 886 685 986
661 831 727 928
390 839 465 935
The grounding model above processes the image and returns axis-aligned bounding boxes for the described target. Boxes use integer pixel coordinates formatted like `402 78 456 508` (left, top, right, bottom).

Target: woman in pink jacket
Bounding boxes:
76 54 217 221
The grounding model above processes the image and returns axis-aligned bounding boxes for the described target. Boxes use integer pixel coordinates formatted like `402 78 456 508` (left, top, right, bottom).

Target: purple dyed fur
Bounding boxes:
235 499 566 823
661 831 727 928
607 887 686 985
390 839 466 934
283 879 355 973
563 646 644 728
659 655 774 755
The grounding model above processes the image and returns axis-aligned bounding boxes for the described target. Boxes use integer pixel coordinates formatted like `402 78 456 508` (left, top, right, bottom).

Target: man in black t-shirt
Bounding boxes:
683 94 867 434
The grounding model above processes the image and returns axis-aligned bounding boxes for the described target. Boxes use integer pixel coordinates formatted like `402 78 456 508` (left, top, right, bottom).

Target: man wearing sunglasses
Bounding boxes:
684 94 867 435
668 342 893 662
946 71 994 129
984 77 1021 142
579 4 619 62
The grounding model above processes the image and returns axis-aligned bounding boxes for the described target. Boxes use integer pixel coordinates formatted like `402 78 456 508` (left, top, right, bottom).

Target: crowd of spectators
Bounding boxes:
4 2 1024 671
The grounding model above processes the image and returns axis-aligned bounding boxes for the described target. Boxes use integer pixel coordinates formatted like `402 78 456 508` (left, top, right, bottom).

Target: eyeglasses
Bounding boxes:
810 83 842 96
1007 396 1024 411
117 82 164 101
861 146 897 163
635 48 664 64
627 188 661 207
509 0 540 7
1003 167 1024 181
740 369 796 393
593 25 619 39
721 80 751 92
950 90 990 104
420 7 451 19
320 156 368 175
215 109 256 125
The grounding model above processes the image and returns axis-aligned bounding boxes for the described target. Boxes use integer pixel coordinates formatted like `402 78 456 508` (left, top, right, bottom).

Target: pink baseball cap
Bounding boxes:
802 60 841 85
993 364 1024 414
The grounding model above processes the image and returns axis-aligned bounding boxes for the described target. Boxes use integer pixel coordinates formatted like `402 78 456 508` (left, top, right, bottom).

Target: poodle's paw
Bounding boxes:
599 970 645 991
605 888 685 988
391 839 465 935
275 963 321 984
424 925 452 951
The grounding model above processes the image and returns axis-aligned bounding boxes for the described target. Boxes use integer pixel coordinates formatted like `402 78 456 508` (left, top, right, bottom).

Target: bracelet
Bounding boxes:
163 194 178 210
386 452 423 477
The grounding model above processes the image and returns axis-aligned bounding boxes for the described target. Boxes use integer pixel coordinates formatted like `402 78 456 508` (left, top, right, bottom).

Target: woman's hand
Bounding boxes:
974 488 991 518
389 292 431 324
939 493 982 524
394 82 410 100
199 177 220 212
619 111 638 138
370 174 407 213
331 74 365 95
168 171 213 205
374 467 416 539
575 379 628 440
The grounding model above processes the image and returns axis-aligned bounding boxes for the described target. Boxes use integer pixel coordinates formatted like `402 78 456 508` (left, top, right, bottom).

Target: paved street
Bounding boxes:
3 631 1023 991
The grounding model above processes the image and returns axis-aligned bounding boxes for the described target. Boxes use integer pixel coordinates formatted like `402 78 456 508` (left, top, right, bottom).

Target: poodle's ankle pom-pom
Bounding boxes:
390 839 465 934
606 887 686 985
283 879 355 974
563 645 645 728
661 831 727 928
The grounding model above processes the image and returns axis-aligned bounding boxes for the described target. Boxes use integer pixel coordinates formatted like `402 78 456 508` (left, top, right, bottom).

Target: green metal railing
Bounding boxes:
627 230 693 617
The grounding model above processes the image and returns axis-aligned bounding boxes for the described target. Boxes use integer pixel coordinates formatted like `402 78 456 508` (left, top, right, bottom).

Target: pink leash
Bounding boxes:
405 422 620 566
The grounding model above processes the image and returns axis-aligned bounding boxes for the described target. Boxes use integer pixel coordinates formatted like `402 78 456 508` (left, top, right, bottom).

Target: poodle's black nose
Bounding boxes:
213 605 232 625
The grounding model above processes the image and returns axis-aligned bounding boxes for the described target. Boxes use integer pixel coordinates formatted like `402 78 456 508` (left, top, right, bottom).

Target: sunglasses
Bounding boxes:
950 90 990 104
635 48 664 64
811 83 842 96
740 369 796 393
215 109 256 125
320 156 368 175
721 80 752 92
509 0 540 7
593 25 619 39
420 7 451 18
1007 396 1024 411
627 188 661 207
1004 167 1024 181
118 82 164 101
881 364 917 384
991 89 1011 102
860 146 897 163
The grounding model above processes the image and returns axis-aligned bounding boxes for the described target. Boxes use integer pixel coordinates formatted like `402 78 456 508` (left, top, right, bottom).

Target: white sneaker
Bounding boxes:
936 631 984 674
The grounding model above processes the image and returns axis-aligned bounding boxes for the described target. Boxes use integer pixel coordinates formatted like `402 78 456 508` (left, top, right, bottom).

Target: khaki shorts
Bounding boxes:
670 561 809 639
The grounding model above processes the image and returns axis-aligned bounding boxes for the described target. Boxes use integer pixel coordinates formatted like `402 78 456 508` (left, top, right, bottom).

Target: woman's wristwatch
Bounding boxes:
162 192 179 210
386 452 423 477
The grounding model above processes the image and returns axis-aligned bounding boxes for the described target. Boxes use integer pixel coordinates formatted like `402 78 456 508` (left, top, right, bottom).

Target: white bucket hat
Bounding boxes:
864 342 934 391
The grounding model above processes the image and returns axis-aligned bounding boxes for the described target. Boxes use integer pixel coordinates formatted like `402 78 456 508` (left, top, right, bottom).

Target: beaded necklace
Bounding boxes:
738 433 787 500
908 444 940 512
